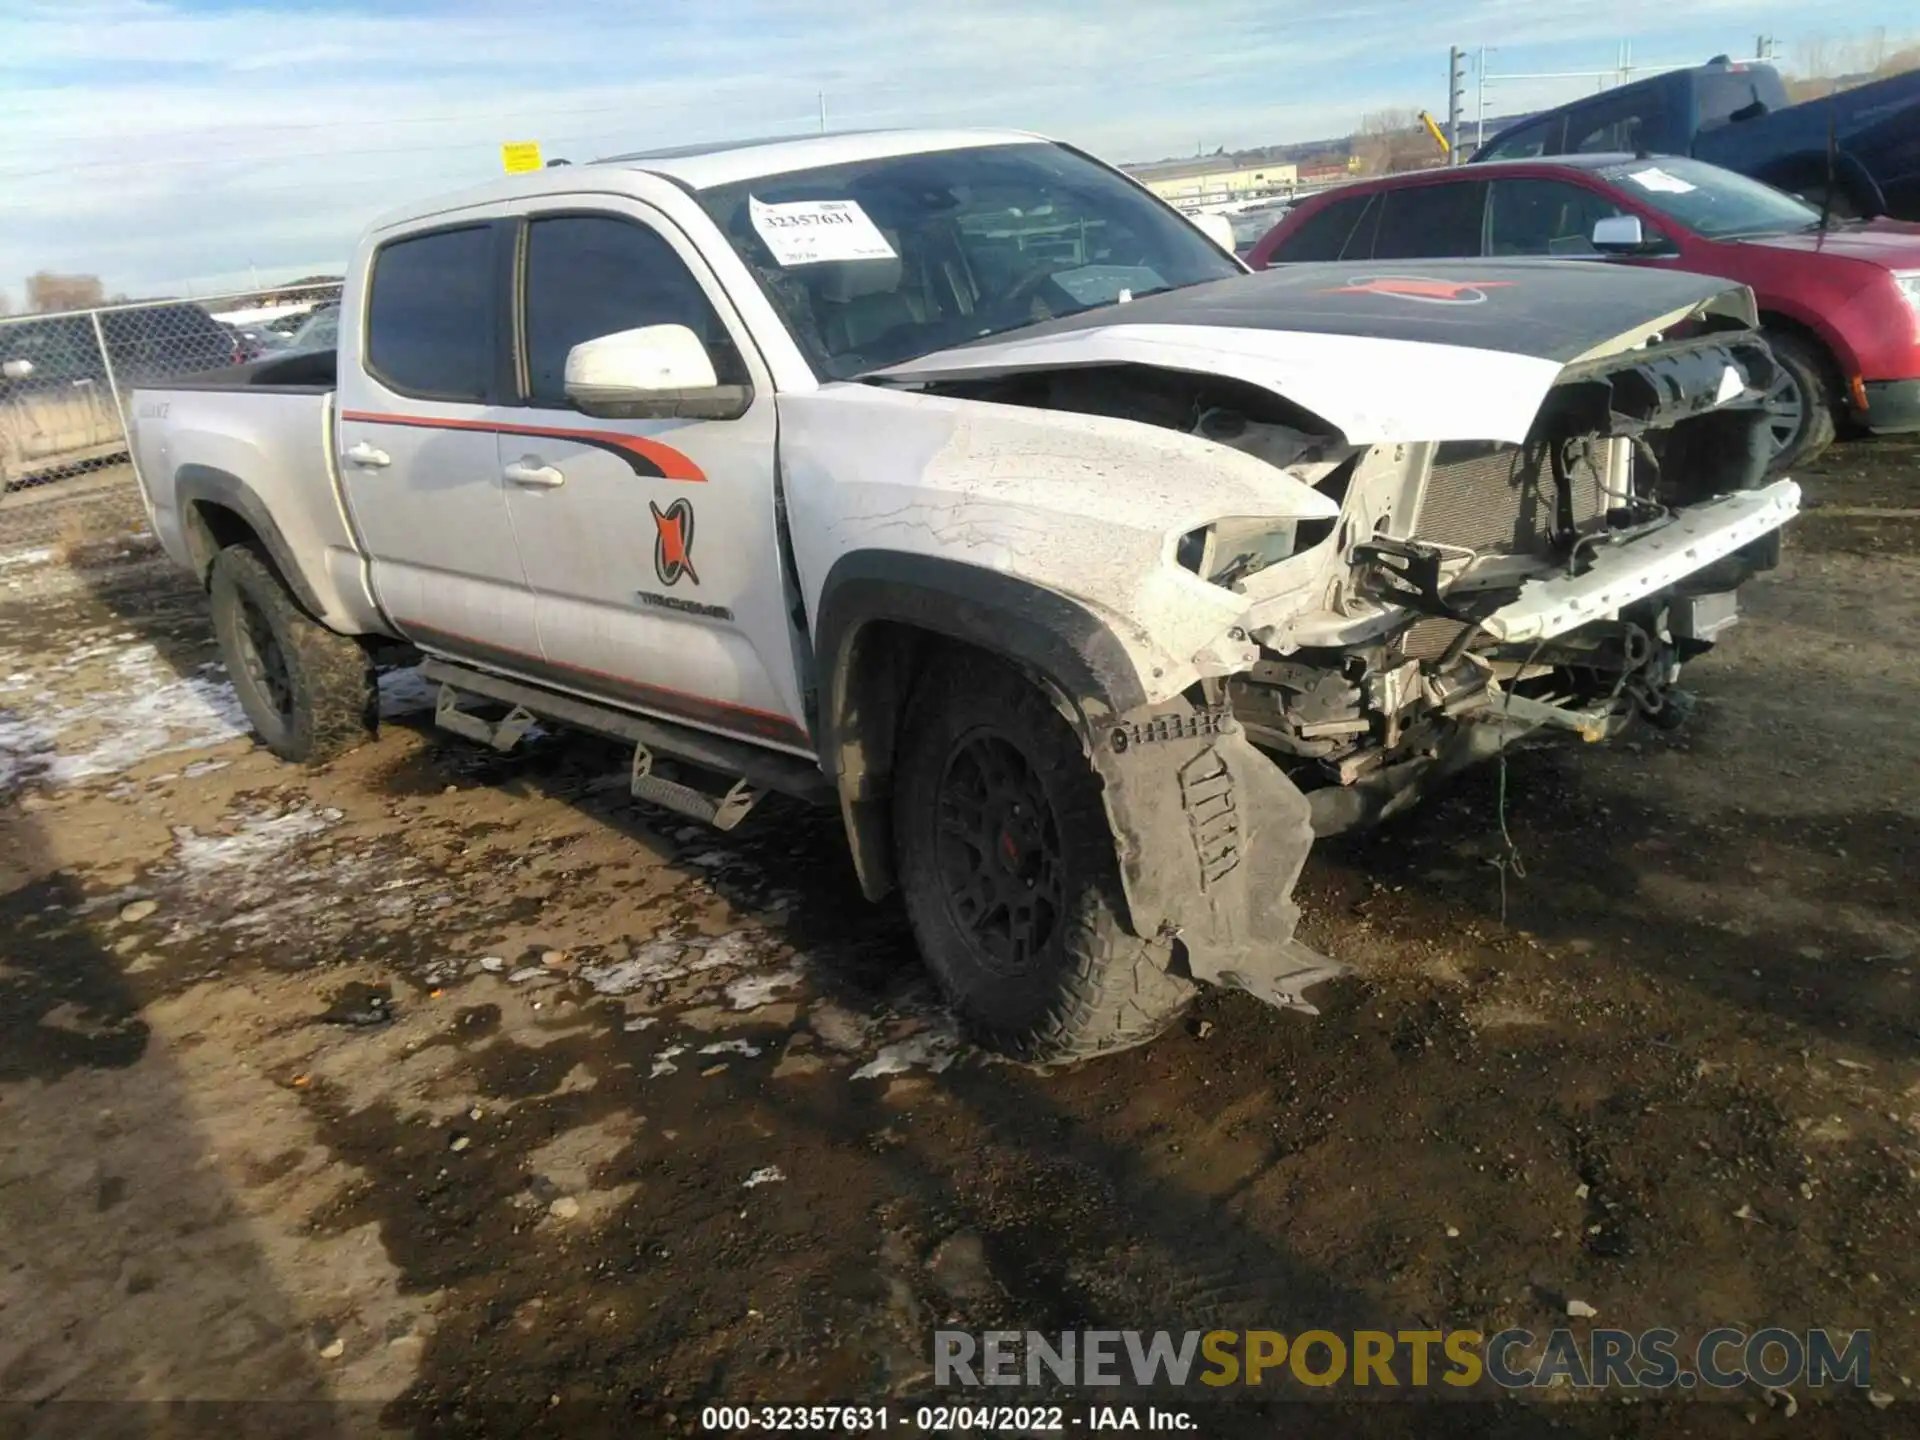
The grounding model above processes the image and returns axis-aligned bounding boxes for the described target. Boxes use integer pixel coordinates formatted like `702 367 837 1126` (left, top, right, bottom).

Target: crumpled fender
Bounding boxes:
1085 696 1349 1013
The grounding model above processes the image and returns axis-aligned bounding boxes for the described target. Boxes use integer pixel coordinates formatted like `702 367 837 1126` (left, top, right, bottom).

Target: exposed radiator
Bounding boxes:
1399 616 1473 661
1418 441 1612 556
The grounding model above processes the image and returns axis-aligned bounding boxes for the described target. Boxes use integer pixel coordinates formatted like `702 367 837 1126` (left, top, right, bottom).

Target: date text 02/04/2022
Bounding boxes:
698 1403 1197 1431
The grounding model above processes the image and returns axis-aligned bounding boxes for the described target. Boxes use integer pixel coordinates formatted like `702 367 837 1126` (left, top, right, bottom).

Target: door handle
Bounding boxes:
344 441 390 469
503 459 565 488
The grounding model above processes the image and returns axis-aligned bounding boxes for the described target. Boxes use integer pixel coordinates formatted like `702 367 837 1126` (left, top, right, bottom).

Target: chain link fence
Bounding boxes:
0 282 342 569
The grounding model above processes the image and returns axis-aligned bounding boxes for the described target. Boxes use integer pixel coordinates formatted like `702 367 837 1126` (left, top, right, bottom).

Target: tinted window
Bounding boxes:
1266 194 1370 263
1344 194 1385 259
521 214 743 406
366 226 495 401
1696 70 1773 130
1372 182 1488 259
1487 178 1624 255
1482 116 1565 161
1568 93 1668 153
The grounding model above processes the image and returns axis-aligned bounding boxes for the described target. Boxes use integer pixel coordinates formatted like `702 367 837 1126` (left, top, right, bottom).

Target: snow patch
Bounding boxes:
580 939 693 995
171 806 341 873
726 966 804 1011
0 638 250 792
742 1165 786 1188
852 1029 961 1080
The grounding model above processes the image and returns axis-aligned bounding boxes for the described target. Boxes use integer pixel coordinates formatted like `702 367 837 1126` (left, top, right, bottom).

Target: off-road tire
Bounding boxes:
893 652 1194 1063
1762 327 1838 471
208 542 376 764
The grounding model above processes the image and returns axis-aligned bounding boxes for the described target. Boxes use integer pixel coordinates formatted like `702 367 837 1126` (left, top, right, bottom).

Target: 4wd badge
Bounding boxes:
650 499 700 586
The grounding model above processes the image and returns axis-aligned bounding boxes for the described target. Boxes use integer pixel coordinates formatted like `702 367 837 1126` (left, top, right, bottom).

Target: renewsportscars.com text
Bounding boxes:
934 1327 1872 1392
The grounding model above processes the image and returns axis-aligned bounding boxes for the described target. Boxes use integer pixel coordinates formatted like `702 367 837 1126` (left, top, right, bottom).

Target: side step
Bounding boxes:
435 687 538 752
418 659 832 827
631 746 760 831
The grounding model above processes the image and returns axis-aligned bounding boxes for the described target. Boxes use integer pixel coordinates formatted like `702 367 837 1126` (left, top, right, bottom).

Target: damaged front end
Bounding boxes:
1019 318 1796 1017
862 265 1799 1019
1232 322 1798 834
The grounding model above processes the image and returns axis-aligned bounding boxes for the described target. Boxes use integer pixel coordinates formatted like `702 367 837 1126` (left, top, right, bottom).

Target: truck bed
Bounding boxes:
128 372 387 636
154 347 338 393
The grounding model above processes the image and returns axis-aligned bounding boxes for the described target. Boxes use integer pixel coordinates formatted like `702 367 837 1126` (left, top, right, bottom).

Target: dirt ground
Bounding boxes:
2 440 1916 1439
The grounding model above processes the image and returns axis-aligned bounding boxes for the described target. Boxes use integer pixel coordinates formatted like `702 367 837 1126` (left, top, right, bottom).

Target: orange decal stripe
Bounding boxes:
339 410 705 482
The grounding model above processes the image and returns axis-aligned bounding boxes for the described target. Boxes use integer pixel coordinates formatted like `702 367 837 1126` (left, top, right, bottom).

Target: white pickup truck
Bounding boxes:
130 128 1799 1062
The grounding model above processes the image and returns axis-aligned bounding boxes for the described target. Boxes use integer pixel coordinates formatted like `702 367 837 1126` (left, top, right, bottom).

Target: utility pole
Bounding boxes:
817 91 827 133
1475 47 1488 152
1446 46 1467 165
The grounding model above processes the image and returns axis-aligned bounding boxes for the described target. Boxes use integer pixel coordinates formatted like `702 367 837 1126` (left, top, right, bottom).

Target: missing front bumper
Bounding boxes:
1089 701 1349 1015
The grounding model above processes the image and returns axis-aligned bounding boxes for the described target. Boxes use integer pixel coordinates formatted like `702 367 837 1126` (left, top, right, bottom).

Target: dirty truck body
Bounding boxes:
129 130 1799 1061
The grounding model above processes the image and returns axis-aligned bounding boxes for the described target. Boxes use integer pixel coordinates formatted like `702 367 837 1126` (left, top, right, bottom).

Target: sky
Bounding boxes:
0 0 1912 301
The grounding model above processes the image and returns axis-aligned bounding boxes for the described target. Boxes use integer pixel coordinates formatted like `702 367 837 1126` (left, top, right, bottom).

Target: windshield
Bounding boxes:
697 141 1242 379
1598 157 1820 238
287 306 338 352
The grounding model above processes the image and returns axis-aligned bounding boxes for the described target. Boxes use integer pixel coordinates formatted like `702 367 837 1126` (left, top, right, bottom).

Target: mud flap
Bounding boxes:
1088 700 1350 1014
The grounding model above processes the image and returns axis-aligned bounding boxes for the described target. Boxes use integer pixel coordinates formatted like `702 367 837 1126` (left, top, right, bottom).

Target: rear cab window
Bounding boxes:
364 225 498 401
1695 68 1783 131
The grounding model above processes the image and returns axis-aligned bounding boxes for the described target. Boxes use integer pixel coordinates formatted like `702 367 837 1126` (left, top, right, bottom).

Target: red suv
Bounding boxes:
1246 154 1920 468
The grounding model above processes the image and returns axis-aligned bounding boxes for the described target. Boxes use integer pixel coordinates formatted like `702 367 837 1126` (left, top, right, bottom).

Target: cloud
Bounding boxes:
0 0 1905 296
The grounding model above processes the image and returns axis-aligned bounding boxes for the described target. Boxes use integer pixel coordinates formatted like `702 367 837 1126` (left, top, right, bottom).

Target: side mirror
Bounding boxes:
2 359 33 381
1190 211 1237 254
564 324 750 421
1591 214 1673 255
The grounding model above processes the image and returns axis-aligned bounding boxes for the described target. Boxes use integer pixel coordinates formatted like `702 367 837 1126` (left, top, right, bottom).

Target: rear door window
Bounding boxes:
1264 194 1372 262
1371 181 1489 259
365 225 497 401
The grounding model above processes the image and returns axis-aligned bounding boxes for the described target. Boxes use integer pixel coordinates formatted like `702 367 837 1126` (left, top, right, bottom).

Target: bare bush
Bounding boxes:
1352 108 1442 175
26 272 106 314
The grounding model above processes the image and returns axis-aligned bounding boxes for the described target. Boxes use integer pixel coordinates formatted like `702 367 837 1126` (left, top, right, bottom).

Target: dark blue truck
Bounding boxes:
1470 57 1920 221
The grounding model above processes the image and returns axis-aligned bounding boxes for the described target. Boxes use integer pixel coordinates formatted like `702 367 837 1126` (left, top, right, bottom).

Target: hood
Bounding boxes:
872 260 1756 445
1730 218 1920 265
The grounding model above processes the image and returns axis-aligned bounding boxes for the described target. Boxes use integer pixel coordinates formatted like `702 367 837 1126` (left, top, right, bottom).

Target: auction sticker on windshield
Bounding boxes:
1624 166 1697 195
749 196 898 266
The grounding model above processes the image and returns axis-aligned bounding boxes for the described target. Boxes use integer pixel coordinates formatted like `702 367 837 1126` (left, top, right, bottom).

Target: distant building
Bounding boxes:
1124 156 1300 204
1297 157 1363 185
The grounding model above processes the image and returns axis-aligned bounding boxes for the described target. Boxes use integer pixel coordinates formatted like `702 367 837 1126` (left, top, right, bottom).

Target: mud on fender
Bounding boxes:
1087 700 1350 1014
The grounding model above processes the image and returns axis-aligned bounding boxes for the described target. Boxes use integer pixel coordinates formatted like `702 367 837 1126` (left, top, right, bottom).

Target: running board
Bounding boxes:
418 659 832 820
435 686 538 752
631 746 760 831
